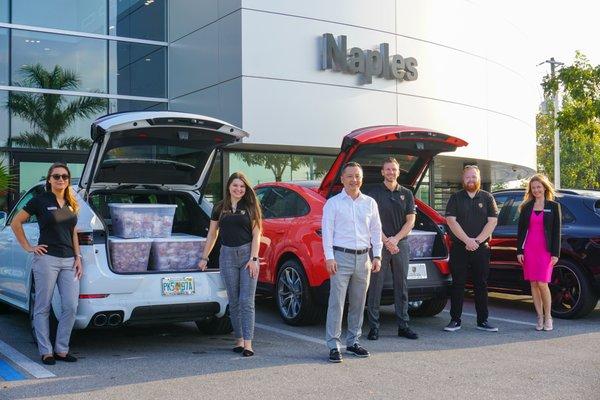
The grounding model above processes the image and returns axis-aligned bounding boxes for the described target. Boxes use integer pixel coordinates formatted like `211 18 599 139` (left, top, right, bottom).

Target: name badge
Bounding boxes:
46 206 57 211
543 209 551 213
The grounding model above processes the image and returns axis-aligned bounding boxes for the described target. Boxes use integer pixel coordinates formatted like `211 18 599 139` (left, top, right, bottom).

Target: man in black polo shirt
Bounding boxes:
444 165 499 332
366 157 418 340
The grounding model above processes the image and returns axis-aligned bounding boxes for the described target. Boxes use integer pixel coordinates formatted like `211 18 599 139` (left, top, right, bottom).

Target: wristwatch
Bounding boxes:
200 257 209 262
76 254 83 259
251 256 258 262
373 256 381 260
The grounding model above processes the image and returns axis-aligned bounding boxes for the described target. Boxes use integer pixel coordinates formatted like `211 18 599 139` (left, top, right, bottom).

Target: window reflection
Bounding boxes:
110 0 166 41
12 0 107 34
109 98 167 112
11 30 107 93
0 91 8 146
10 92 108 149
0 29 7 86
109 41 166 97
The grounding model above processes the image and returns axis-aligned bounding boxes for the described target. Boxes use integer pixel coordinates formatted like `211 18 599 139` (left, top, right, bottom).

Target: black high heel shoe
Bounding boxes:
232 346 244 353
242 349 254 357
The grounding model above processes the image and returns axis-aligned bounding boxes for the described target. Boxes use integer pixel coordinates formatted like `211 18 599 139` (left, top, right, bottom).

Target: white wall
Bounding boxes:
237 0 538 169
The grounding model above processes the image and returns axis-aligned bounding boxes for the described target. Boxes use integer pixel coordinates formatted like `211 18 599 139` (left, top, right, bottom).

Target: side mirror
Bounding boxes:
0 211 6 227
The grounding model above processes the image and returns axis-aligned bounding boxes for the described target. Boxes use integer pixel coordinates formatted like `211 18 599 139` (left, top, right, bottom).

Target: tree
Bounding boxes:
237 153 304 182
7 64 107 150
540 52 600 189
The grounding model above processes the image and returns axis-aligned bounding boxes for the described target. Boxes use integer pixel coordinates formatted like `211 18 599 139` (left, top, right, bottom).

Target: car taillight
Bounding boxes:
590 238 600 246
77 232 94 245
433 259 450 275
79 294 109 299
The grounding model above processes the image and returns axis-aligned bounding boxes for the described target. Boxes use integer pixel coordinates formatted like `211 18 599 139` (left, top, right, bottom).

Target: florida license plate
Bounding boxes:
161 276 195 296
407 263 427 280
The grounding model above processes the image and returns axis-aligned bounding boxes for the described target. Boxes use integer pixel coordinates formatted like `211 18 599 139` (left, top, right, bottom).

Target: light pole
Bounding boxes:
539 57 564 188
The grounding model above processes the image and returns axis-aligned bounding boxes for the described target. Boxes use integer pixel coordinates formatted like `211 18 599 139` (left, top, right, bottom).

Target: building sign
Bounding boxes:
321 33 418 84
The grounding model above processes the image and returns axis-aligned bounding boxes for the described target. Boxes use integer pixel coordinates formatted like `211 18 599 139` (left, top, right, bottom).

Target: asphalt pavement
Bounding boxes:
0 294 599 400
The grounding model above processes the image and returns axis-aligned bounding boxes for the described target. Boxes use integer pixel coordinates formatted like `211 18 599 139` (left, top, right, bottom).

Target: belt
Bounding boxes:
333 246 369 255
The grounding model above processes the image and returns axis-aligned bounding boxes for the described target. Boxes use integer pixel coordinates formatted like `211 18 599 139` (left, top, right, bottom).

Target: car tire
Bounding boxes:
28 276 58 344
550 259 598 319
195 308 233 335
408 297 448 317
275 259 322 326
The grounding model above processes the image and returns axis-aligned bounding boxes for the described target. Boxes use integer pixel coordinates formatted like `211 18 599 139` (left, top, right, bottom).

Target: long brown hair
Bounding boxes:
220 172 262 230
45 162 80 214
520 173 556 211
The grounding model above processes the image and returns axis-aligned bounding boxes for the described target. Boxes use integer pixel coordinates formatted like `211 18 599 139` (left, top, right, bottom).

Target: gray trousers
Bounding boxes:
219 243 257 340
325 250 371 350
367 240 410 329
32 254 79 356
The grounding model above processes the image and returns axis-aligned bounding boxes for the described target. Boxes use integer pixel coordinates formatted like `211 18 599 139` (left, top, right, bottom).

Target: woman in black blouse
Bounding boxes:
11 162 82 365
199 172 262 357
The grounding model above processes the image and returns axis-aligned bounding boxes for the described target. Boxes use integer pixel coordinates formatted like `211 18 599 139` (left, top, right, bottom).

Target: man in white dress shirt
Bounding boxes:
322 162 383 363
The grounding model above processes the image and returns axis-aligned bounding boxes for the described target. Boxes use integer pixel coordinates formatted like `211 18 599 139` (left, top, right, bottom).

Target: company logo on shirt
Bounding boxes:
478 203 483 208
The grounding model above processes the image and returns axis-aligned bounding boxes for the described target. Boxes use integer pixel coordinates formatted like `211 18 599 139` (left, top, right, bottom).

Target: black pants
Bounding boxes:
449 244 490 324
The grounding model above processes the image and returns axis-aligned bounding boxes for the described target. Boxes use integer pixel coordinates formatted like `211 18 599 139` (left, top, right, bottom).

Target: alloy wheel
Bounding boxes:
277 266 303 319
549 264 581 315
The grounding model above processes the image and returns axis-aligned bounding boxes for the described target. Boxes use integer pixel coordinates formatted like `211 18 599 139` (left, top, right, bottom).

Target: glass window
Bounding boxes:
259 187 309 219
18 162 84 197
12 0 107 34
109 41 166 97
7 184 46 224
109 0 166 41
0 91 7 146
12 30 108 93
203 151 222 205
0 0 7 22
229 152 335 184
109 98 167 113
10 91 108 150
0 29 7 86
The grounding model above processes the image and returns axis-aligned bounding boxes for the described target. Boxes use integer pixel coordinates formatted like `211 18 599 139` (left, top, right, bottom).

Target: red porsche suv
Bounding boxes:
255 126 467 325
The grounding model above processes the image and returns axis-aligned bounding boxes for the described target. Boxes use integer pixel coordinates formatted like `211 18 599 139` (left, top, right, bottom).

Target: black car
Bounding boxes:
488 189 600 319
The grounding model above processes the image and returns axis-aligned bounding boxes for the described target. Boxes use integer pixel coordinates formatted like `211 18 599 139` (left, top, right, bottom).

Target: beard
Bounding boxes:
463 181 480 192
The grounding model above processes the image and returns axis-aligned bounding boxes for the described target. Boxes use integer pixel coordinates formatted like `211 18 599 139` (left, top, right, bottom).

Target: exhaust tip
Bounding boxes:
107 313 122 327
93 313 107 327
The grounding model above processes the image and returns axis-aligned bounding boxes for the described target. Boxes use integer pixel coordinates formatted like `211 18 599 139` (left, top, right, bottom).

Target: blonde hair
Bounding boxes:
520 173 555 210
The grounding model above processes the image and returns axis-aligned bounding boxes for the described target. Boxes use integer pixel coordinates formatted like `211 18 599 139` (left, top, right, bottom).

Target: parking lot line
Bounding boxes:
0 340 55 379
0 359 25 381
443 310 537 327
255 323 325 345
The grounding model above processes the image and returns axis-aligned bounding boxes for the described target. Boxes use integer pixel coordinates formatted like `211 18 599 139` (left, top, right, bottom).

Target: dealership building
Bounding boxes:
0 0 537 211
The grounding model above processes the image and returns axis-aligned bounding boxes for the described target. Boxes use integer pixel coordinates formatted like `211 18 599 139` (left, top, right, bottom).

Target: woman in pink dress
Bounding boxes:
516 174 561 331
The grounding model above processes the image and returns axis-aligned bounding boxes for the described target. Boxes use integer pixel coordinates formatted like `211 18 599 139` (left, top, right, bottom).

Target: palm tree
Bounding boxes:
7 64 107 150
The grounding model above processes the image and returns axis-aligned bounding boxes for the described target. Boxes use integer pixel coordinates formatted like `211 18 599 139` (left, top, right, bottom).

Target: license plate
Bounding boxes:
161 276 195 296
407 263 427 280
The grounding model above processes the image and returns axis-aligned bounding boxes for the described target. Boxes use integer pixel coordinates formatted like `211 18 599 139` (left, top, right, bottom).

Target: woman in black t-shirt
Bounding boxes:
199 172 262 357
11 162 82 365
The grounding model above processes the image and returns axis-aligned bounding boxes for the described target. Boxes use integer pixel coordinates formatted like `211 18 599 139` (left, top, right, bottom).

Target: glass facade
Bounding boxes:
0 0 168 205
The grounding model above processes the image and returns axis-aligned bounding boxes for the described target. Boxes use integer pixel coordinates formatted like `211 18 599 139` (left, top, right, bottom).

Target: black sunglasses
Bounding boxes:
50 174 70 181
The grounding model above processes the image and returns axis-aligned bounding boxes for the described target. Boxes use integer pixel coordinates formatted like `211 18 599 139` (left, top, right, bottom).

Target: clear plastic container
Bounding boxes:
108 203 177 238
406 230 437 259
109 237 153 272
149 234 207 271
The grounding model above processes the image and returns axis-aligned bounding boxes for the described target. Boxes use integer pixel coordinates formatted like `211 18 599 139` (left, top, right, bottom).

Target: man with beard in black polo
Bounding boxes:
444 165 499 332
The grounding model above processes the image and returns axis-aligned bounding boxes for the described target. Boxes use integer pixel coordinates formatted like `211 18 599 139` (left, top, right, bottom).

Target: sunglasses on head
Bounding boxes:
51 174 70 181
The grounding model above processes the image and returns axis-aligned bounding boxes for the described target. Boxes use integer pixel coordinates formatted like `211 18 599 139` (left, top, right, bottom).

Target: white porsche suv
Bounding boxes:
0 111 248 334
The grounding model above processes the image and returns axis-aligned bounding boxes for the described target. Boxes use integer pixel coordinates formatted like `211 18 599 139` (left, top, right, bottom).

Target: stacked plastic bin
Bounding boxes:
406 230 437 259
107 204 206 272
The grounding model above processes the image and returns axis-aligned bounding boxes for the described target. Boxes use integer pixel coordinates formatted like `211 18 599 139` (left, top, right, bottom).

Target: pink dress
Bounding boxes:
523 210 552 282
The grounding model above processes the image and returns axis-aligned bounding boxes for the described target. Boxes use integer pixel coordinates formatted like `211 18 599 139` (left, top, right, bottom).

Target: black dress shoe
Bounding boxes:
398 327 418 340
232 346 244 353
328 349 343 363
54 353 78 362
41 356 55 365
367 328 379 340
242 349 254 357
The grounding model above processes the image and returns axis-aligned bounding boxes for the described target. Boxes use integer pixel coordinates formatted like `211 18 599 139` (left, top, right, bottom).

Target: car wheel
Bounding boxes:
28 276 58 343
276 259 322 326
195 307 233 335
408 297 448 317
550 260 598 319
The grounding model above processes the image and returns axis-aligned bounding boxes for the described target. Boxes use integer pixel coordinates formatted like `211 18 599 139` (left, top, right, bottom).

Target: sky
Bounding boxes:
499 0 600 84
